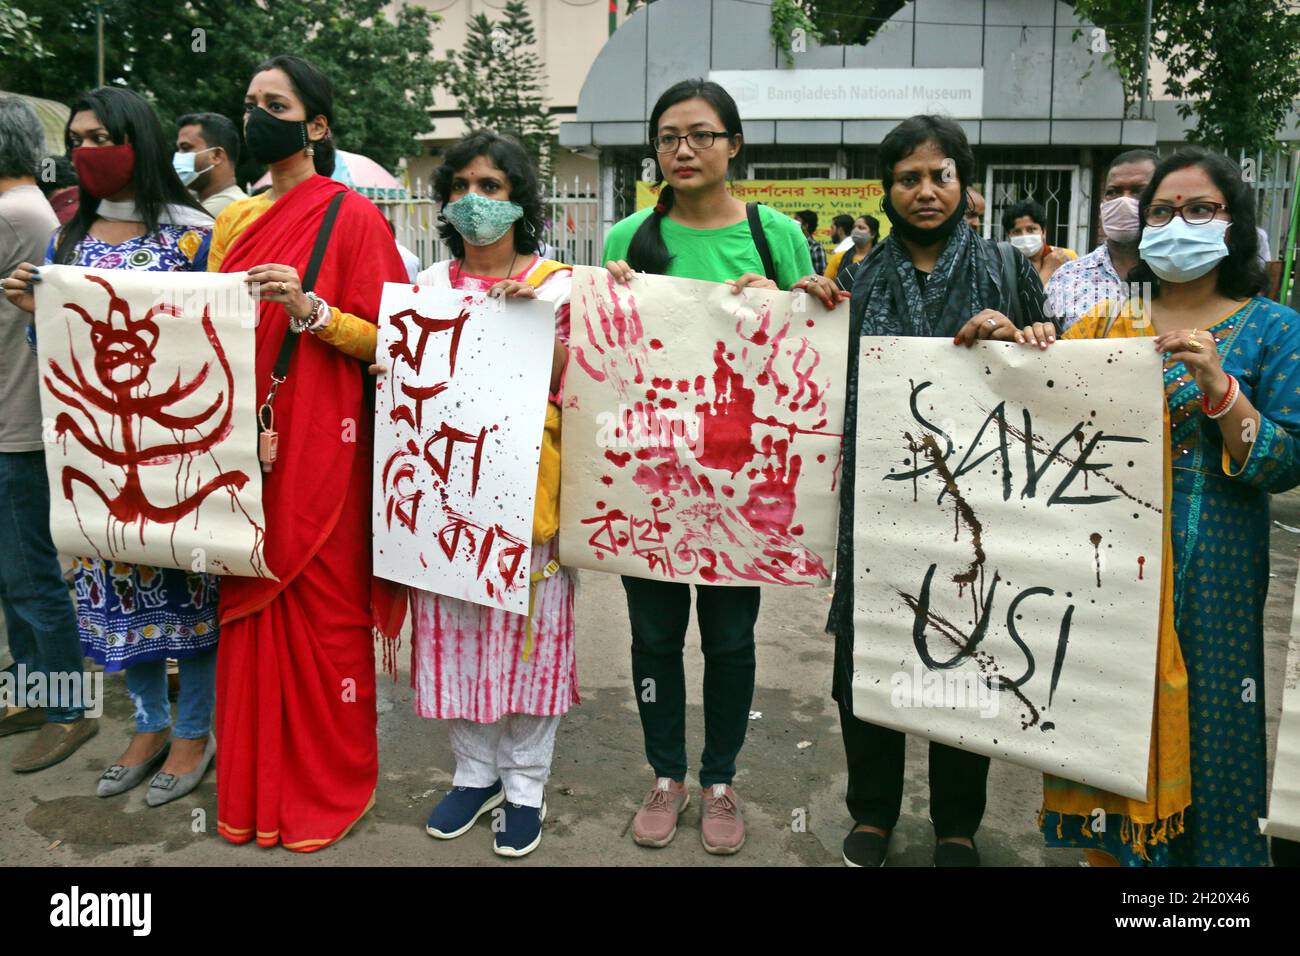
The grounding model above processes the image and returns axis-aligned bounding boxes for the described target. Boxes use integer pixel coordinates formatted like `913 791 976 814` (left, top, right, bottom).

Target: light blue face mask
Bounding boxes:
172 148 216 187
442 191 525 246
1138 216 1231 283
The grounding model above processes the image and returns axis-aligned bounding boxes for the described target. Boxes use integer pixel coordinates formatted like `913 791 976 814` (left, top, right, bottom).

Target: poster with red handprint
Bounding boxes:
561 266 849 586
33 266 270 578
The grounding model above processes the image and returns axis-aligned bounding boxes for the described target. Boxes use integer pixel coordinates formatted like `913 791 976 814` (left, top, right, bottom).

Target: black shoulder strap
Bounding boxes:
271 190 347 383
745 202 778 283
995 240 1024 327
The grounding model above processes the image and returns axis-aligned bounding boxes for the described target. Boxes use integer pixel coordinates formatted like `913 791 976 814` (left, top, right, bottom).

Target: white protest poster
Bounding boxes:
852 338 1165 799
372 283 553 614
560 265 849 586
1262 570 1300 841
33 265 270 578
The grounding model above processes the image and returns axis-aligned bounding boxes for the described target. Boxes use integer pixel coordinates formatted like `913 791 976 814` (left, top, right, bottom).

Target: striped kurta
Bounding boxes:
411 536 578 721
409 257 578 723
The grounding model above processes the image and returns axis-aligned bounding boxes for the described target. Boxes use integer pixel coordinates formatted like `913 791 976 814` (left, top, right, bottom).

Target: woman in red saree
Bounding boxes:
208 55 406 852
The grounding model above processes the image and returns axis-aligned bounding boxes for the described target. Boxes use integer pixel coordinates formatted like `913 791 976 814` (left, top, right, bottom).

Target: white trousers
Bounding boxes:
448 714 561 808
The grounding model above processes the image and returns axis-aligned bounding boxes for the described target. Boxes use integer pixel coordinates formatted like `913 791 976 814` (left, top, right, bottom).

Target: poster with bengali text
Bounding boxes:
373 283 554 614
560 266 848 586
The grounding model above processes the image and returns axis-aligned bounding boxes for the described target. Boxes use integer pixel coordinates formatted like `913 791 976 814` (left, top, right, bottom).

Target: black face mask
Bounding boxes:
244 107 309 165
882 189 968 247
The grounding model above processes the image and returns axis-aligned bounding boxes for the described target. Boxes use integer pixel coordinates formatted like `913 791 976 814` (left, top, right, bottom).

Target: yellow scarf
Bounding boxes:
1039 301 1192 860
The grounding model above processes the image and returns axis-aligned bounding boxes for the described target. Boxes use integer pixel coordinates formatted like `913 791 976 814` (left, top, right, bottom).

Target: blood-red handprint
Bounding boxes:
567 268 845 585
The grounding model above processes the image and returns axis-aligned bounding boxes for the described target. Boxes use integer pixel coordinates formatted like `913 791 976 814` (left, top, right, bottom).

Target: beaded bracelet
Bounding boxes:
1203 374 1240 420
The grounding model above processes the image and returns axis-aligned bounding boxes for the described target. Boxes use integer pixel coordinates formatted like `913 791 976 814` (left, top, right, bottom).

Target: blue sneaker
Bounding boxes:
492 798 547 858
426 781 505 839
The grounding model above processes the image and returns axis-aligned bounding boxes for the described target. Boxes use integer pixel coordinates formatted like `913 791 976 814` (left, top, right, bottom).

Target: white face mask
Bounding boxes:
1010 233 1044 258
1139 217 1231 283
172 147 217 187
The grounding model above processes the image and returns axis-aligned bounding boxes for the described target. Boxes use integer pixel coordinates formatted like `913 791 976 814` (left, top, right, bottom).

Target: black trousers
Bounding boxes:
622 576 759 787
837 694 990 839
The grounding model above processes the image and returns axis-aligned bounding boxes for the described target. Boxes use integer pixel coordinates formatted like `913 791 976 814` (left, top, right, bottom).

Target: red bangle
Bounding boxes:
1202 374 1237 418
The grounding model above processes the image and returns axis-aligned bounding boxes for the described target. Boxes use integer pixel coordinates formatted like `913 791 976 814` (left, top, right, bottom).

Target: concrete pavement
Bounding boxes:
4 491 1298 867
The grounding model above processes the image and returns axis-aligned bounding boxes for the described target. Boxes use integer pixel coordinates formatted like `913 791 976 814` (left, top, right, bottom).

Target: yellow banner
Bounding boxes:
635 180 889 252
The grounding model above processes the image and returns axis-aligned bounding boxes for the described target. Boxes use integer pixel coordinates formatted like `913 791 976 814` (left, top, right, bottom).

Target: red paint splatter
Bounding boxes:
738 444 802 537
649 338 663 349
600 475 613 485
604 450 631 468
572 346 606 382
691 342 759 476
387 306 470 378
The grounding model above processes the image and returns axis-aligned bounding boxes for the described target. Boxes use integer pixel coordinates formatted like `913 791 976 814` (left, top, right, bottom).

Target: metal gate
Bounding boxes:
983 164 1082 252
375 176 602 270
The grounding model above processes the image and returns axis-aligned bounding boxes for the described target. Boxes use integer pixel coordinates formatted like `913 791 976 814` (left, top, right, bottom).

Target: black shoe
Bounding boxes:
842 827 890 867
934 838 980 867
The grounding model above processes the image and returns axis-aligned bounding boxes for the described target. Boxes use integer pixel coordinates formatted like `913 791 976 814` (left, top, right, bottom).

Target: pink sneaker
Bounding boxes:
700 784 745 855
632 777 689 847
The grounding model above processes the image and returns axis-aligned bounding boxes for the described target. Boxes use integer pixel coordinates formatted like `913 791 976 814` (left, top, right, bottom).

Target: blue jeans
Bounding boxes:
0 451 85 723
124 649 215 738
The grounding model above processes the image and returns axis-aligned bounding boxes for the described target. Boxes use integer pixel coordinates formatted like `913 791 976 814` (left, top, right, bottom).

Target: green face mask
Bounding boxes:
442 191 525 246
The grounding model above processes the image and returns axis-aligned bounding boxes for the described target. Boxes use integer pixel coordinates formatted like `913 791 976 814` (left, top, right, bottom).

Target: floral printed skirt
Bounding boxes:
74 558 219 672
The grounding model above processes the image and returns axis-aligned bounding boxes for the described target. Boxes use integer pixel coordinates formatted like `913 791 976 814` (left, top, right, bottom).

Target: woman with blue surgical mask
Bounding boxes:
1019 147 1300 867
371 130 574 860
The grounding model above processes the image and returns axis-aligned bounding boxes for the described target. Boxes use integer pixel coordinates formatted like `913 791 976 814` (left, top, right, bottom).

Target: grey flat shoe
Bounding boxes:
97 741 170 797
145 735 215 807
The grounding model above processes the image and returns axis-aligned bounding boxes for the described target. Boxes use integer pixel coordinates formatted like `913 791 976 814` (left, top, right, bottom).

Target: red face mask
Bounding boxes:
71 143 136 199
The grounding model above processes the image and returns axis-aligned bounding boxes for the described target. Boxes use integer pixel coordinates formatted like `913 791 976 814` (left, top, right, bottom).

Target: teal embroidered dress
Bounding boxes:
1043 296 1300 865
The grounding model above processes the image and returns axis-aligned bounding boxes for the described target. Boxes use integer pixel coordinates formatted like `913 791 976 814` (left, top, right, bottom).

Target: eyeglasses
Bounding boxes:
652 130 730 153
1144 200 1230 227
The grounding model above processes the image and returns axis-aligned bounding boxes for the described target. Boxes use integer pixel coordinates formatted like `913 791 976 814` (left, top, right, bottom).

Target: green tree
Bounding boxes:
1073 0 1300 154
0 0 50 62
0 0 447 178
445 0 556 182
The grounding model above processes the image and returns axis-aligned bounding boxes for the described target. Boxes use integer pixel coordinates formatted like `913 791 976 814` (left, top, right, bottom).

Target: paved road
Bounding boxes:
4 491 1298 867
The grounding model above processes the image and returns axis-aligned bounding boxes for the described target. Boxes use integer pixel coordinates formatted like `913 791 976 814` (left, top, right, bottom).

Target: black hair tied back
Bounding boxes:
626 79 744 275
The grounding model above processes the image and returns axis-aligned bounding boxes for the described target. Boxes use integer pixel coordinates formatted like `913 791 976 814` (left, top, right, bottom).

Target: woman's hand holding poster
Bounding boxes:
559 266 849 586
852 338 1165 799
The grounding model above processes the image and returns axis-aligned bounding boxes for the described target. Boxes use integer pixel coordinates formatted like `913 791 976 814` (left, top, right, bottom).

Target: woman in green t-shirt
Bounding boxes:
601 78 842 857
